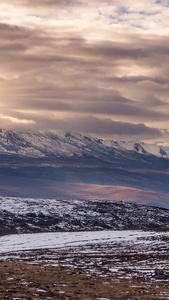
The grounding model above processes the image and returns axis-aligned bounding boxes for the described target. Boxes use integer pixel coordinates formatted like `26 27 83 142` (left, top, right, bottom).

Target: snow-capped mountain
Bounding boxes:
0 129 167 159
0 197 169 235
103 139 167 157
0 129 169 202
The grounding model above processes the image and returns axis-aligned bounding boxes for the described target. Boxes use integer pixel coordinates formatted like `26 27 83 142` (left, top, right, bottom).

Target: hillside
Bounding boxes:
0 197 169 235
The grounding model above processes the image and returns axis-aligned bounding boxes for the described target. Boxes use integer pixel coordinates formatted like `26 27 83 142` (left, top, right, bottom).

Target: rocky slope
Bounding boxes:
0 197 169 235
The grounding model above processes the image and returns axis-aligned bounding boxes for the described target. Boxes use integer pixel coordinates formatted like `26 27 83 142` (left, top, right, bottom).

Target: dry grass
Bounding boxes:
0 261 169 300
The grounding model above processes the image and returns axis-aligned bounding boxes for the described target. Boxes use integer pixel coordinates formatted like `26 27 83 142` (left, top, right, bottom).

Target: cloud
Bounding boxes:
62 117 163 138
0 115 35 125
24 115 162 139
0 1 169 142
157 142 169 147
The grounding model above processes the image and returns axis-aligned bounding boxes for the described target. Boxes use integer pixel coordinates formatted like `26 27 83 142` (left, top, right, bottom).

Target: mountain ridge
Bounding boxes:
0 129 169 206
0 129 167 160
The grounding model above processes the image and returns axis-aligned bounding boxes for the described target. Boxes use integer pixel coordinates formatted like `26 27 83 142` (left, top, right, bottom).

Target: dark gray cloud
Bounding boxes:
59 117 163 137
19 98 169 121
24 115 162 139
106 75 169 85
0 107 166 140
14 0 80 6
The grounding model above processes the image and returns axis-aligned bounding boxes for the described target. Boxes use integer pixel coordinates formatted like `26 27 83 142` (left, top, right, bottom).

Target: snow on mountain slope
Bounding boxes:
0 197 169 236
103 140 167 157
0 129 167 159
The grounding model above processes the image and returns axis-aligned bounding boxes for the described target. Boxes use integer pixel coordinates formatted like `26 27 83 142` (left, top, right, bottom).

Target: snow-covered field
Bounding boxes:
0 230 168 281
0 230 169 299
0 230 161 252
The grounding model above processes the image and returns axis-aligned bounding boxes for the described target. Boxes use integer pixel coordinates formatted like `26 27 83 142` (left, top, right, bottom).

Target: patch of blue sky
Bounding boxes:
116 6 159 17
132 24 146 30
109 15 128 23
28 14 51 20
139 11 159 15
109 15 116 20
109 16 145 30
117 6 129 14
156 0 169 6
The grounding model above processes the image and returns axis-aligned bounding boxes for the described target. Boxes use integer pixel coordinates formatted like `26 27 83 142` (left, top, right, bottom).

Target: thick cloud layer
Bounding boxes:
0 0 169 141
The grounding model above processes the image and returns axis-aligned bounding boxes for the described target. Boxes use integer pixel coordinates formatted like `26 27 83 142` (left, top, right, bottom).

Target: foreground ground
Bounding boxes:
0 261 169 300
0 230 168 300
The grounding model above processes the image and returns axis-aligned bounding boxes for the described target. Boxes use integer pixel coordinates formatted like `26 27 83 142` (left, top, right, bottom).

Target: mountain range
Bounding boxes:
0 129 167 160
0 129 168 208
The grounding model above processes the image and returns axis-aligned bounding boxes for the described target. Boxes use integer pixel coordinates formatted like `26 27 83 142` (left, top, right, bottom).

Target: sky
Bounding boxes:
1 0 169 145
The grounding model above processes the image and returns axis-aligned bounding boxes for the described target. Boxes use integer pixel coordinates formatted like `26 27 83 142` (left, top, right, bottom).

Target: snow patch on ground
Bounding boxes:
0 230 154 252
